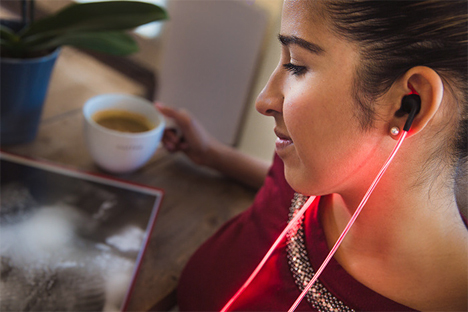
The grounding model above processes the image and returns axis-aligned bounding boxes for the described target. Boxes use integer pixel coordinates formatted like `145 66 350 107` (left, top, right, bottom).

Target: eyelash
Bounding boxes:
283 63 307 76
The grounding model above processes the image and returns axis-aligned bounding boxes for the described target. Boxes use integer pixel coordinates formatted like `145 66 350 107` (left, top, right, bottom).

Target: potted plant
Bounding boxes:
0 0 167 145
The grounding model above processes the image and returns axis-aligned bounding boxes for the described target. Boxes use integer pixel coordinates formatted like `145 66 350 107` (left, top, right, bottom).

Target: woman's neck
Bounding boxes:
322 164 466 254
319 168 468 310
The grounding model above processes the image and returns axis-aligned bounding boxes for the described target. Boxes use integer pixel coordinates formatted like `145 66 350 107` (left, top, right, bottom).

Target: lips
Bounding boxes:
274 128 293 151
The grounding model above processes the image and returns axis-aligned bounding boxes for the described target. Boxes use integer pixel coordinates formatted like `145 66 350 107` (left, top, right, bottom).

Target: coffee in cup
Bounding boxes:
93 109 155 133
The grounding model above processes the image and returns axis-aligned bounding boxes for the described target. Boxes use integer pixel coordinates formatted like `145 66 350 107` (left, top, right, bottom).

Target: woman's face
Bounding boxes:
256 0 389 195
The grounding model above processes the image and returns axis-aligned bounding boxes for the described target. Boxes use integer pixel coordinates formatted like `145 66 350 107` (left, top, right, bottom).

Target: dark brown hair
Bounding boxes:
325 0 467 163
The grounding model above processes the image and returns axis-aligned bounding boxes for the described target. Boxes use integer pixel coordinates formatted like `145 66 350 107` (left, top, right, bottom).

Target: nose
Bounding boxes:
255 66 284 117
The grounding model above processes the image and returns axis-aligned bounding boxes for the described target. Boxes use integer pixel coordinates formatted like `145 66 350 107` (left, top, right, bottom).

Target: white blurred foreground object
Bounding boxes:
0 204 133 312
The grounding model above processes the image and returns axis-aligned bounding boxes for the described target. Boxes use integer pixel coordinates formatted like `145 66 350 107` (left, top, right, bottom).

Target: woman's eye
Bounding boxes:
283 63 307 76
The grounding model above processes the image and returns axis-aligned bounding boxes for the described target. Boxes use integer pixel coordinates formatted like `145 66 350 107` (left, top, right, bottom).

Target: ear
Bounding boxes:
389 66 444 139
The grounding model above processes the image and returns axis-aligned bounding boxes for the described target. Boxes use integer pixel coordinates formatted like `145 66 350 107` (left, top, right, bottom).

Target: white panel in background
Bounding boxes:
156 0 268 145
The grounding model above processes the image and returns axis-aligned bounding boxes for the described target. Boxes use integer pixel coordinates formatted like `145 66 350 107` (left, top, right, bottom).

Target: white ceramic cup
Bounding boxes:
83 93 165 174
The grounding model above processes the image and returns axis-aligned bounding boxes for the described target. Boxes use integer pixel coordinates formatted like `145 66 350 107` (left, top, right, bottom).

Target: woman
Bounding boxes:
157 0 467 310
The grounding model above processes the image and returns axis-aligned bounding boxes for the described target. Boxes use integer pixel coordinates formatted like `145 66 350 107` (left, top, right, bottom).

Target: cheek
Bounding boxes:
281 91 368 194
283 99 314 153
282 91 327 184
283 88 332 149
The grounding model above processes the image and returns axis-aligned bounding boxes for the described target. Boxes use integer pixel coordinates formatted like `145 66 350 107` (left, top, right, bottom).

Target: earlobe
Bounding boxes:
389 66 444 139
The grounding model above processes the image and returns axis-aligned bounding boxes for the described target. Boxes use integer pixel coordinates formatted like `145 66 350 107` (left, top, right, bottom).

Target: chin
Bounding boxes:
284 166 325 197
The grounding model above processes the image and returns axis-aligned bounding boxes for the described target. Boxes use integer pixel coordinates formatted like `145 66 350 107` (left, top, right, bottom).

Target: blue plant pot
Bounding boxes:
1 48 60 145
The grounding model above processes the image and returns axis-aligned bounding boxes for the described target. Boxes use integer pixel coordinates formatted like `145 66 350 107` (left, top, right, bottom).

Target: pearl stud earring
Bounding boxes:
390 126 400 136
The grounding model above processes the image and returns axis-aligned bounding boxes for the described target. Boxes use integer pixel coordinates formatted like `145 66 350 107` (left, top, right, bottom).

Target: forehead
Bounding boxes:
281 0 360 61
280 0 343 58
281 0 328 37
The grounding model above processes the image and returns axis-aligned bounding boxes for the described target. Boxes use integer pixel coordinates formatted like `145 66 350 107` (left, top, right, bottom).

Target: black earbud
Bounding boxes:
395 94 421 132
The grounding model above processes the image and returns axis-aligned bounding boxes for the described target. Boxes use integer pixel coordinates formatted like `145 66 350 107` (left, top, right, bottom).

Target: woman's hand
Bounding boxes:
156 102 270 189
155 102 221 167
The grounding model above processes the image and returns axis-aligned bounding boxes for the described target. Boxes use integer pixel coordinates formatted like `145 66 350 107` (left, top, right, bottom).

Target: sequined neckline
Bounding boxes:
286 193 355 312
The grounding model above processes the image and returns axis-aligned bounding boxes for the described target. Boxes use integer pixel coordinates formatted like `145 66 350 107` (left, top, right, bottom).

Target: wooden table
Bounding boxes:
1 47 257 311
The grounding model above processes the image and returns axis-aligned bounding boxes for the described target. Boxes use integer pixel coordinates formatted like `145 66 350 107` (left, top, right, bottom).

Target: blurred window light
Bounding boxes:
74 0 167 38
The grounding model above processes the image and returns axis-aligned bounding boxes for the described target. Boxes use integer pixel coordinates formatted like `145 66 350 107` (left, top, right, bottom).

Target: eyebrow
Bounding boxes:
278 34 325 54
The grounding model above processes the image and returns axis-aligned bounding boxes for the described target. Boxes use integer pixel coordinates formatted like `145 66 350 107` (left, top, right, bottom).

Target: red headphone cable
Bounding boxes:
220 131 408 312
288 130 407 311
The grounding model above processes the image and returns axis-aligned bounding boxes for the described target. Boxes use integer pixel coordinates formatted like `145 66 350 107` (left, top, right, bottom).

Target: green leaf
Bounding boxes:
21 1 168 38
0 25 24 56
27 31 139 56
0 24 20 45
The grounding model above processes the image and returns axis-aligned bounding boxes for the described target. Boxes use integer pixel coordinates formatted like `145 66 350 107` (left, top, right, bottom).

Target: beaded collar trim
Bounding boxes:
286 193 355 312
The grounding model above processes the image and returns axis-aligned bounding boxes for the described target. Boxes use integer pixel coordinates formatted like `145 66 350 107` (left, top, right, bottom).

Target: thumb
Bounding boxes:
155 102 179 119
155 102 193 133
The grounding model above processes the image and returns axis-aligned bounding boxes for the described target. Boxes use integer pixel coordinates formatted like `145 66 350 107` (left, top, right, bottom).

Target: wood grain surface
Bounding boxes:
1 46 256 311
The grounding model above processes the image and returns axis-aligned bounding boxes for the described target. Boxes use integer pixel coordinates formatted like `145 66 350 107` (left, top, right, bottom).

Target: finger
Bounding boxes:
161 135 175 150
155 103 193 134
166 127 183 140
165 129 187 148
164 127 190 152
178 141 190 151
155 102 182 120
163 128 178 140
162 134 178 150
